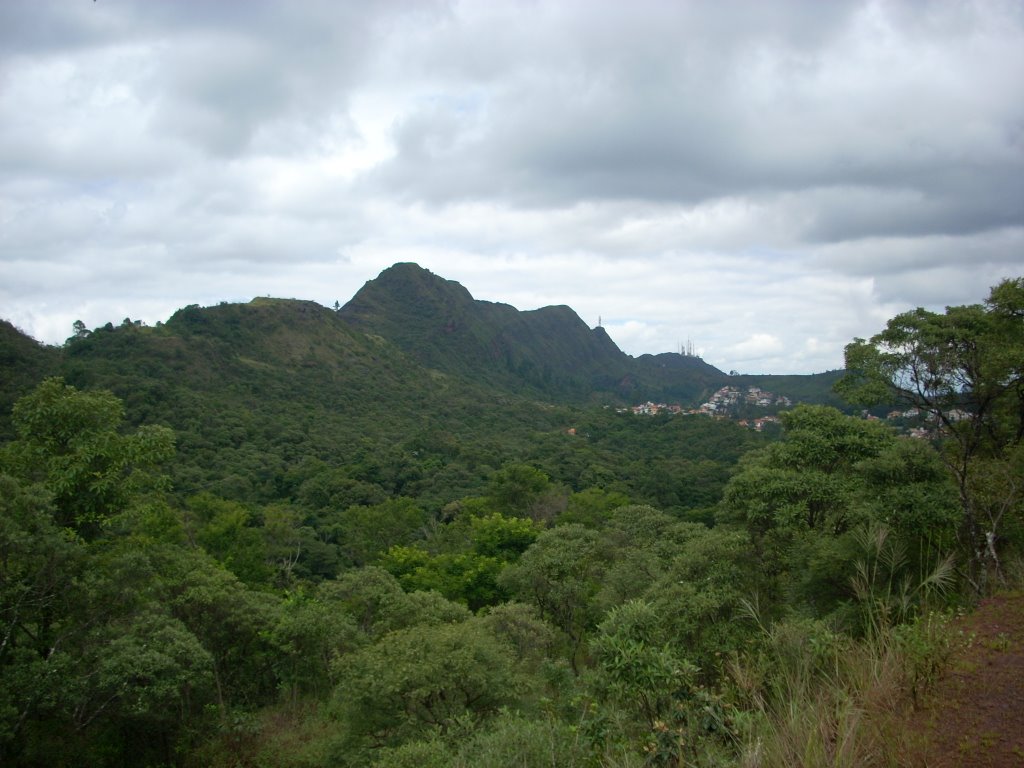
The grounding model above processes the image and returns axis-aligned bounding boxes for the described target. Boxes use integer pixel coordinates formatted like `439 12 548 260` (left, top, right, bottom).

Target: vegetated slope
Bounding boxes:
631 351 733 404
53 298 566 506
0 319 60 438
0 292 767 516
0 263 837 510
339 262 843 407
339 262 636 401
733 370 850 408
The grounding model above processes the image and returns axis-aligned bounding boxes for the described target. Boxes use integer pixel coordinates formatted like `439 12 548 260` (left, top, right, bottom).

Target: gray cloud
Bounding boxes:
365 0 1023 236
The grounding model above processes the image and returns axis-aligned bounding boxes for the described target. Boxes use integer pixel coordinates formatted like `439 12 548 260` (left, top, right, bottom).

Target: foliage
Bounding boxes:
332 617 528 755
499 524 606 672
838 277 1024 590
6 377 174 538
3 278 1015 765
590 600 696 728
381 546 508 611
720 405 960 619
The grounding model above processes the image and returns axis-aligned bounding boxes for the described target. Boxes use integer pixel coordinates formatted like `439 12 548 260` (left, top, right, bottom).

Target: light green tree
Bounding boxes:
499 524 606 672
6 377 174 538
333 618 527 753
720 405 959 616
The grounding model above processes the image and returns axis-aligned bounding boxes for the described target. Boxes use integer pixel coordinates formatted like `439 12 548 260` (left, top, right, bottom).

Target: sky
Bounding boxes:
1 1 1021 375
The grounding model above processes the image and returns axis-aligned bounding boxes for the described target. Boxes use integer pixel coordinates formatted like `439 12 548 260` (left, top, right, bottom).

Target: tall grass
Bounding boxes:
730 524 957 768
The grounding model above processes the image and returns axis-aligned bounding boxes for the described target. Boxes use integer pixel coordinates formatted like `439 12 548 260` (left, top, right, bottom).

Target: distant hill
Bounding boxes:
0 263 843 423
731 370 848 409
0 263 848 511
338 262 841 407
35 295 570 505
339 262 635 401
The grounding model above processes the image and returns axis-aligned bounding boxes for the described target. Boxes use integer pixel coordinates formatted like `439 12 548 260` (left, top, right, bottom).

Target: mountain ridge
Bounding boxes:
338 262 735 403
0 263 842 416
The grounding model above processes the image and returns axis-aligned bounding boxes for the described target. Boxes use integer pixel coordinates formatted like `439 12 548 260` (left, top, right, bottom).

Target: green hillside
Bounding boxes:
0 264 841 516
7 267 1008 768
339 262 635 400
0 319 60 438
0 274 1019 765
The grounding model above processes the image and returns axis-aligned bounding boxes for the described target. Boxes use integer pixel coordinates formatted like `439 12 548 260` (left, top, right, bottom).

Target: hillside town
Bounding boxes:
624 386 793 430
626 387 975 438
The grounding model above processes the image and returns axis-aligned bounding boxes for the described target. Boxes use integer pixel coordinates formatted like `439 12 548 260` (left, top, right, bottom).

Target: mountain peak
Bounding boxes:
338 262 631 398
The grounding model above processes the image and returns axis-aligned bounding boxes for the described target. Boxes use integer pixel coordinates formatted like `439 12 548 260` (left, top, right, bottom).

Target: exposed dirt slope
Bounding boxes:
908 591 1024 767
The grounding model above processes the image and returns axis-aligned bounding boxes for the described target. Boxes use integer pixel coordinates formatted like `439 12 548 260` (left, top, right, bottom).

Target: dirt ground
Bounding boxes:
905 591 1024 767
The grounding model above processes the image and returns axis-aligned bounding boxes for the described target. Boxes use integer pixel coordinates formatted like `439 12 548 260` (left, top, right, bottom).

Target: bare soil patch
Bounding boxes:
905 591 1024 767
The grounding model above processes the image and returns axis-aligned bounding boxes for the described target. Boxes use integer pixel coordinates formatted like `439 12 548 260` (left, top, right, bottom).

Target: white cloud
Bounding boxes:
727 334 785 362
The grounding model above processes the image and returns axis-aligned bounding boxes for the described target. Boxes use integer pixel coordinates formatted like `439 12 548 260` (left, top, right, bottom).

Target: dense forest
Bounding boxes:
1 272 1021 767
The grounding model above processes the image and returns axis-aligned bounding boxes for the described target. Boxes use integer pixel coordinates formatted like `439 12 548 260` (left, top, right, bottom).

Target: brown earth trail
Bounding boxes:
904 591 1024 767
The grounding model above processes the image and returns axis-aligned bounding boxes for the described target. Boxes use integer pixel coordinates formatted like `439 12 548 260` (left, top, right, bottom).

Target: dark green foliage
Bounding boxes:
337 263 844 406
339 262 635 400
486 463 552 517
186 494 273 586
0 320 60 440
2 271 1010 766
332 617 527 754
328 497 429 568
720 405 960 619
499 524 607 671
735 369 849 409
7 377 174 538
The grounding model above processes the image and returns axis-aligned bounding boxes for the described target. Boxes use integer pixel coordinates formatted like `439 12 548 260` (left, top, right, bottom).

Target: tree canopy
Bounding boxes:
838 278 1024 589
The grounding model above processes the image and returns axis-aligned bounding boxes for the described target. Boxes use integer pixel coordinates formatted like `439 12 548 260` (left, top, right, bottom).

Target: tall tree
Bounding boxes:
837 278 1024 589
0 379 216 766
499 524 606 672
6 377 174 539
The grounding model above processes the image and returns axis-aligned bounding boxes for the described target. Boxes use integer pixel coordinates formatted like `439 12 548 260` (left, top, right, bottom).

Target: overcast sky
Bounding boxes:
1 0 1021 374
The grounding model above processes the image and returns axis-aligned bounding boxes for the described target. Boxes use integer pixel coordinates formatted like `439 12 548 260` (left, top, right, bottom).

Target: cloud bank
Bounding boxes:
1 0 1021 374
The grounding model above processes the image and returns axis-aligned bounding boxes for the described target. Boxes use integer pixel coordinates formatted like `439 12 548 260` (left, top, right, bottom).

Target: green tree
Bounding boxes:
487 463 552 517
6 377 174 539
70 320 90 341
499 524 606 672
380 546 508 611
164 552 281 712
185 493 272 587
557 487 631 528
721 406 896 537
720 405 958 616
469 512 540 558
590 599 694 729
333 618 526 753
319 566 469 638
0 380 228 766
838 277 1024 589
333 497 428 567
587 599 732 766
0 473 85 763
269 592 361 701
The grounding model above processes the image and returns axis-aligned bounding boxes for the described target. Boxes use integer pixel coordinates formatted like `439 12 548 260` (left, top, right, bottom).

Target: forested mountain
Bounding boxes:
0 319 60 439
339 262 841 406
0 264 844 520
339 262 633 400
0 271 773 518
2 273 1019 768
2 263 841 422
